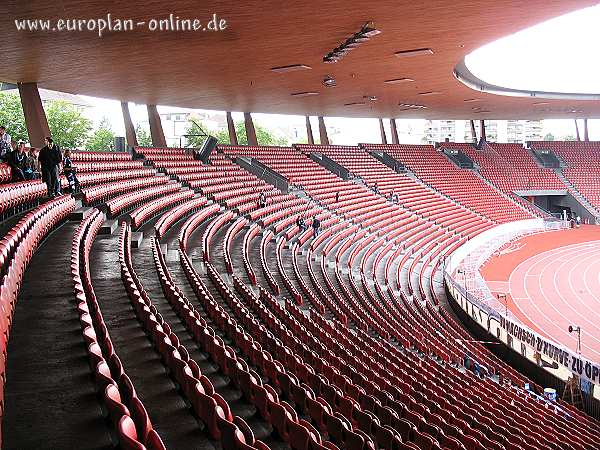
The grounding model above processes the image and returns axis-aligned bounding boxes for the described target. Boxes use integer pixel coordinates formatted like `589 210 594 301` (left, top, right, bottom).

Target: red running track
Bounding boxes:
481 225 600 364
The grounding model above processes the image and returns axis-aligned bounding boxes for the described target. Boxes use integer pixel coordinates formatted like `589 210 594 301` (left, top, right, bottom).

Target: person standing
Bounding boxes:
38 137 62 197
312 216 320 238
0 126 11 162
258 191 267 209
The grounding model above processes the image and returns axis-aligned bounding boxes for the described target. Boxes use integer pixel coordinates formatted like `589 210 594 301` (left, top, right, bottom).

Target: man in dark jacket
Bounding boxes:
38 137 62 196
312 217 321 237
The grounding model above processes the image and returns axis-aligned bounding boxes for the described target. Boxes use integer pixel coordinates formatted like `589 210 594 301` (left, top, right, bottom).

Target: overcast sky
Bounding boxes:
465 4 600 94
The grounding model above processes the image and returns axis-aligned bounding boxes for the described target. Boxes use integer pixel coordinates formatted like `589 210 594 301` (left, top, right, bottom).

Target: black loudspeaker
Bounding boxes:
196 136 218 163
114 136 126 152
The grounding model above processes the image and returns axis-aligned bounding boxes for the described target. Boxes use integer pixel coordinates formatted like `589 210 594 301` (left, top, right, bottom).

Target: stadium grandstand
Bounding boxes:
1 1 600 450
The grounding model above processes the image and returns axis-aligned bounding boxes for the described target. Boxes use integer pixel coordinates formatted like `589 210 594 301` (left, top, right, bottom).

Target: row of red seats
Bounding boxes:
74 160 146 173
178 204 221 253
82 176 169 204
105 183 181 216
0 164 11 183
0 196 76 442
70 151 133 162
154 197 207 240
129 190 195 229
71 209 165 450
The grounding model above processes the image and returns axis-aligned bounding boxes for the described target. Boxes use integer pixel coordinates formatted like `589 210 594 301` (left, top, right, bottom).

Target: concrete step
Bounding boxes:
69 207 95 221
131 232 143 249
99 219 118 235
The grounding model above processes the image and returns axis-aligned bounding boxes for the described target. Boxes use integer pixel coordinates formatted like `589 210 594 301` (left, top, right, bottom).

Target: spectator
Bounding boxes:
389 190 398 203
38 137 62 197
0 126 11 162
259 192 267 209
296 215 306 232
63 149 80 193
24 148 40 180
335 192 340 203
312 216 321 237
7 141 27 181
373 182 379 194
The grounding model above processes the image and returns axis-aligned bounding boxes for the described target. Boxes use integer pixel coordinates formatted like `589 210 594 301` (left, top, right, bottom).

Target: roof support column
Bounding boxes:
305 116 315 145
389 118 399 144
244 112 258 146
17 82 50 148
584 118 589 142
318 116 329 145
574 119 581 141
121 102 138 148
470 120 478 144
479 120 486 142
226 111 238 145
147 105 167 147
379 118 388 144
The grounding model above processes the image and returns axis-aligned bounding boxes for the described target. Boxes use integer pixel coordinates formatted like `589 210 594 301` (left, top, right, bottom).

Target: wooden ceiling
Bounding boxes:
1 0 598 119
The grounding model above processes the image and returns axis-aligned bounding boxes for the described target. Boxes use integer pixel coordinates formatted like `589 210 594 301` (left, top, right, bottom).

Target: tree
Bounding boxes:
0 92 28 143
185 120 288 147
86 117 115 151
185 121 212 147
135 124 152 147
0 93 92 147
45 100 92 148
564 135 577 141
543 133 555 141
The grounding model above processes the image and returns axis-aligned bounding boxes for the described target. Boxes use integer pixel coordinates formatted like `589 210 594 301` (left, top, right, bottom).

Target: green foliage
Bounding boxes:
214 128 231 144
564 135 577 141
86 117 115 151
0 93 93 148
543 133 555 141
233 121 288 146
185 120 288 147
45 100 92 148
135 124 152 147
0 92 28 143
185 121 211 147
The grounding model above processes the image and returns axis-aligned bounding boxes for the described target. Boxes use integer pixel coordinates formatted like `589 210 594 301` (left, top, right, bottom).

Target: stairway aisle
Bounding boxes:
4 222 113 450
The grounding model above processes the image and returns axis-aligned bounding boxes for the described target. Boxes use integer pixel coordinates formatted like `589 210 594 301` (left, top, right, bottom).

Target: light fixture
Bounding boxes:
323 22 381 63
384 78 414 84
291 92 319 97
568 325 582 354
270 64 312 73
394 48 433 58
398 103 427 109
361 22 381 37
322 76 336 88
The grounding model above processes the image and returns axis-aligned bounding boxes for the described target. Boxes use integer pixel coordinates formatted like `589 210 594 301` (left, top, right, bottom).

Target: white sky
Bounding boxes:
465 4 600 94
79 4 600 143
